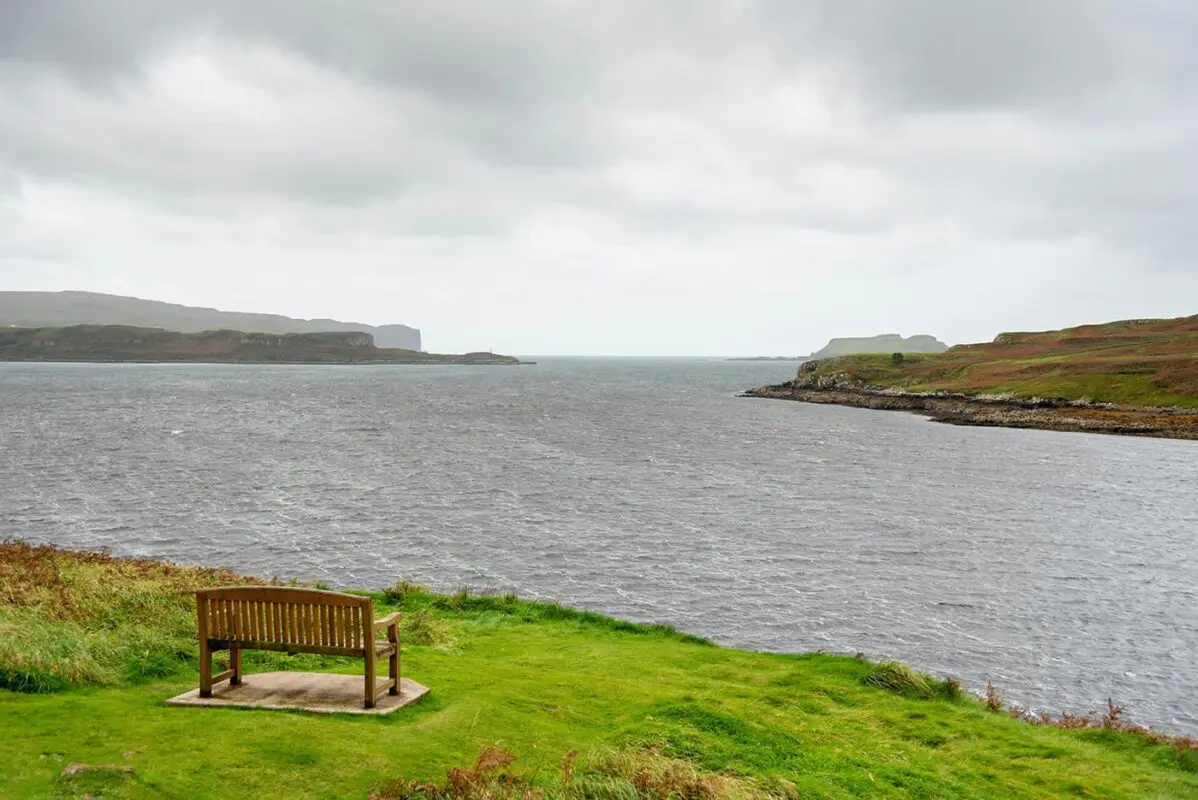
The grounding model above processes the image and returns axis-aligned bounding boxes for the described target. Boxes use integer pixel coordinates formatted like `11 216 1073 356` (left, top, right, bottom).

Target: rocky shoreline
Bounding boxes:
743 383 1198 440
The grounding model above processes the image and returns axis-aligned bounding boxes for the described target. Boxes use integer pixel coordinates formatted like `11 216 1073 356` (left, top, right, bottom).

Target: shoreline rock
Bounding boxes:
742 383 1198 440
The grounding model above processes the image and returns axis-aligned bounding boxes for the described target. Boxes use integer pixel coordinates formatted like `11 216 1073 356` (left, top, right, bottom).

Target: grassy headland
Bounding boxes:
1 541 1194 799
0 325 522 365
746 315 1198 438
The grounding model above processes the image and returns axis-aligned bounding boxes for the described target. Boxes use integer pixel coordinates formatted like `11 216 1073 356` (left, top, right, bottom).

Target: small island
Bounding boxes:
0 325 524 365
810 334 949 359
744 315 1198 439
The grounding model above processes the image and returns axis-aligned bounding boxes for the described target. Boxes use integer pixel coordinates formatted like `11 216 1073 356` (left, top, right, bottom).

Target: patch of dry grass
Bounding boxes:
370 745 799 800
0 539 255 690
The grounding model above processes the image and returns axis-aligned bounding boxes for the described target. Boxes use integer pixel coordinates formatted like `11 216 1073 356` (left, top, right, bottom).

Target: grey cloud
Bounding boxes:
0 1 208 79
759 0 1124 112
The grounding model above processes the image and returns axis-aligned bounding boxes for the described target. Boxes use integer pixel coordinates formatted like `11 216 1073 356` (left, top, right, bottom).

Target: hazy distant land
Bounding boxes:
724 356 810 362
810 334 949 359
0 291 422 351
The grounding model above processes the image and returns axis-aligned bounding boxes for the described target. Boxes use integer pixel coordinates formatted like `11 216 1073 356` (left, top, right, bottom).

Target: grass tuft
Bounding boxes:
864 661 962 701
401 610 457 650
384 579 431 603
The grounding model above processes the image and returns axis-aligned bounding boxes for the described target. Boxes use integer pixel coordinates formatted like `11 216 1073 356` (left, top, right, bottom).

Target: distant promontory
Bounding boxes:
810 334 948 359
0 291 422 351
744 315 1198 439
0 325 521 365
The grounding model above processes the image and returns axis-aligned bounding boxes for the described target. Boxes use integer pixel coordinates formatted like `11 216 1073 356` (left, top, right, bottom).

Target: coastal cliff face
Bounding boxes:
0 291 422 351
810 334 948 358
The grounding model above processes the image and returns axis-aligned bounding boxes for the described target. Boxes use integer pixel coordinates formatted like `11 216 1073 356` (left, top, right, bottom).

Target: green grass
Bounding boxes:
2 543 1195 799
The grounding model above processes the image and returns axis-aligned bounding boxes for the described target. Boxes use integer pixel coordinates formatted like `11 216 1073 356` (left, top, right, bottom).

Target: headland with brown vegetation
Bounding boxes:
745 315 1198 439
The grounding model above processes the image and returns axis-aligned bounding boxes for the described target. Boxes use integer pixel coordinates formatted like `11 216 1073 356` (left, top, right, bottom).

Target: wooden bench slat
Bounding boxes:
250 600 261 642
206 640 369 658
303 604 314 646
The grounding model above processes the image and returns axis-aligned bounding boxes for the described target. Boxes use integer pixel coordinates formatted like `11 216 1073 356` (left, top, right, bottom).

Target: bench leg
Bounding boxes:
388 623 400 696
364 651 377 709
230 647 242 686
199 639 213 698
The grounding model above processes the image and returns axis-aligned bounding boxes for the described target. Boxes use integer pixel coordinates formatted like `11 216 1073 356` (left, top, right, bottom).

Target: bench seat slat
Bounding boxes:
204 639 396 658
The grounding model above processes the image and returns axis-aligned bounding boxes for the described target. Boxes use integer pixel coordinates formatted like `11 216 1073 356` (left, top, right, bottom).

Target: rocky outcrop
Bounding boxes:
810 334 947 359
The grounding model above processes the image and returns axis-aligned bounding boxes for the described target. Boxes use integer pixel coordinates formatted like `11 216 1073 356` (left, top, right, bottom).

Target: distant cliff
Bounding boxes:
0 325 519 365
0 291 421 351
811 334 948 358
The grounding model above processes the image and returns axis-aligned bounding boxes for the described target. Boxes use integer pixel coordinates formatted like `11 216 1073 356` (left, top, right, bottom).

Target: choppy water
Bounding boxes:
2 360 1195 733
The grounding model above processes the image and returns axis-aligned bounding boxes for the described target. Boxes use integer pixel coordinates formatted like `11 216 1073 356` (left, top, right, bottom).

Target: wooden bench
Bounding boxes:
196 586 401 708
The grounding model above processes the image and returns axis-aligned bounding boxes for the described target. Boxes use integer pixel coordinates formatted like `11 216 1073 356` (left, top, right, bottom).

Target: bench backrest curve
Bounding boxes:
196 586 373 650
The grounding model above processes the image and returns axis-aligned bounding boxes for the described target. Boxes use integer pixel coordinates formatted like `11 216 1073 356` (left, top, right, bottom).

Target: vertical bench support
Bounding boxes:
364 599 377 709
197 594 213 698
389 619 400 696
230 647 242 686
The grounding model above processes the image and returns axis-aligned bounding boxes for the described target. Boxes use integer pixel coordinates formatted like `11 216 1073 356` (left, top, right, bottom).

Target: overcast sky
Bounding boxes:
1 1 1195 355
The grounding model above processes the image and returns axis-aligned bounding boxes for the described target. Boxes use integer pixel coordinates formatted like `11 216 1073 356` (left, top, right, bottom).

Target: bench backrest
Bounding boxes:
197 586 373 650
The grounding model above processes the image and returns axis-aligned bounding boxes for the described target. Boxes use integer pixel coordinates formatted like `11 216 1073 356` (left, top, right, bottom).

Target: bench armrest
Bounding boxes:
373 612 401 632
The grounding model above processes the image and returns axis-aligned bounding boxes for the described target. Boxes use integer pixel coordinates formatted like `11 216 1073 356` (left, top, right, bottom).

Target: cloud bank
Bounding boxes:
2 1 1195 353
